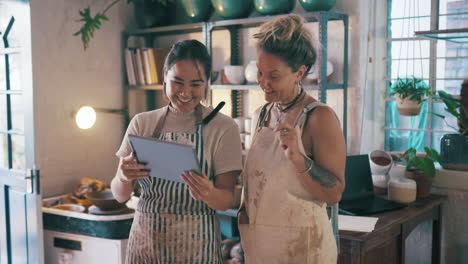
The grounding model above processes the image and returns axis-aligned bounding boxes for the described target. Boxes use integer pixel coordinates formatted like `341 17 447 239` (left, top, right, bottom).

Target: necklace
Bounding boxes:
275 89 304 113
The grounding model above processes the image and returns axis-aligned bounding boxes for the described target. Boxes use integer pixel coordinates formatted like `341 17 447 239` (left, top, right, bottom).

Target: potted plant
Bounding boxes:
433 80 468 171
390 76 432 116
74 0 175 50
399 147 441 198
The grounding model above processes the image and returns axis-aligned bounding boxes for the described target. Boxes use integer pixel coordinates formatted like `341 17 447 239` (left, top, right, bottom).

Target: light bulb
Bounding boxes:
75 106 97 129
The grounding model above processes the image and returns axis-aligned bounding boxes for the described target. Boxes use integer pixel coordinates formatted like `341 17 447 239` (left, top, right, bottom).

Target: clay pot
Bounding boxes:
405 170 432 198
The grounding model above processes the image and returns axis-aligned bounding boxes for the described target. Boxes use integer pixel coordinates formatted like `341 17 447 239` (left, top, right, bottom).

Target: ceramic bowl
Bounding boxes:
52 204 86 213
369 150 393 175
224 65 245 85
85 189 127 210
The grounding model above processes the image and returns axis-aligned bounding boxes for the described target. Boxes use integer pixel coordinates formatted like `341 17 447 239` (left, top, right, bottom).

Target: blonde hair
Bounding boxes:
253 14 316 75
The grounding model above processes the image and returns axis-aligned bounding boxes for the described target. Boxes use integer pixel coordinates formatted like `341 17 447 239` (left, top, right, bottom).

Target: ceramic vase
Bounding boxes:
181 0 213 22
254 0 295 15
244 60 257 84
440 134 468 171
211 0 253 19
299 0 336 12
133 0 174 28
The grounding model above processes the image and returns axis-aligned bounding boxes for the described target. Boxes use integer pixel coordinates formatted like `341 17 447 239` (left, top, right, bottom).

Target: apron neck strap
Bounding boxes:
152 104 204 138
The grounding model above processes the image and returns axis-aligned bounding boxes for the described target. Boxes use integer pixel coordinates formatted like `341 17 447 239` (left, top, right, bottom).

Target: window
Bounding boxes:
385 0 468 152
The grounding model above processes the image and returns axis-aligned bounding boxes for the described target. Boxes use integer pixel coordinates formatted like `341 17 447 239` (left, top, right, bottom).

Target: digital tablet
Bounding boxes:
128 135 201 184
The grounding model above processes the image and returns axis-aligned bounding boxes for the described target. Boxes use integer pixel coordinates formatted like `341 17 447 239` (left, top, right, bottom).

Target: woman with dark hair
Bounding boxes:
111 39 242 263
238 15 346 263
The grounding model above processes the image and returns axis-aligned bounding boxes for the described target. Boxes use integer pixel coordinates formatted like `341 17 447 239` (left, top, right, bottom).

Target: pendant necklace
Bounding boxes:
275 88 305 113
274 88 305 126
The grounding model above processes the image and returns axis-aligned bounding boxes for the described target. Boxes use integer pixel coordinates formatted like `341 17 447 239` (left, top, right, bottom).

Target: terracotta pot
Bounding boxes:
405 170 432 198
395 93 422 116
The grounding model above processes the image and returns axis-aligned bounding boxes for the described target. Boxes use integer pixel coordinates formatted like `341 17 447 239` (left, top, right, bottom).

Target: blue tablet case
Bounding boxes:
128 135 201 184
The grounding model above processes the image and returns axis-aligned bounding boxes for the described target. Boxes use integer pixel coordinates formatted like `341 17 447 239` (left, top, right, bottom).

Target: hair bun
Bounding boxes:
258 14 305 42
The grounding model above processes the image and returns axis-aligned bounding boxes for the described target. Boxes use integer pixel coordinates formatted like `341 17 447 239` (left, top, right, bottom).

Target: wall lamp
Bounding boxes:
74 106 127 130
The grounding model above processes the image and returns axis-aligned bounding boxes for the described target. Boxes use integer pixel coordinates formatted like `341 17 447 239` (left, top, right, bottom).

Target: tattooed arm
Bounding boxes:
286 106 346 205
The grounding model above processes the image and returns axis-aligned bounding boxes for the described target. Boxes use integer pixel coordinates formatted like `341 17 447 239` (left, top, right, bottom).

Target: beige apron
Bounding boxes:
239 102 337 264
125 105 222 264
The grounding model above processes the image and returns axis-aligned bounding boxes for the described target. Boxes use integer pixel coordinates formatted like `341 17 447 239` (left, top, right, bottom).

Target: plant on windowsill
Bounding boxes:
399 147 441 198
390 76 433 116
74 0 174 50
432 79 468 171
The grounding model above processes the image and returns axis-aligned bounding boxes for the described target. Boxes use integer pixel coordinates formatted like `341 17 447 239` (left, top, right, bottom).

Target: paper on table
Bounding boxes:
338 215 379 232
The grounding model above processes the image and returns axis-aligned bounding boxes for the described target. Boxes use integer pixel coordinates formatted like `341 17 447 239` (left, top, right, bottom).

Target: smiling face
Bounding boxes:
256 50 305 104
165 59 207 112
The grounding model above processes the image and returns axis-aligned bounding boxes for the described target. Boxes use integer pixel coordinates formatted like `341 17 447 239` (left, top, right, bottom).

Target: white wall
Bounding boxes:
30 0 134 197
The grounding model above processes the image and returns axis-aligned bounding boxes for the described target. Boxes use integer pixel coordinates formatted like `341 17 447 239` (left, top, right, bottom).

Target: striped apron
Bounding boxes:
239 102 337 263
125 105 223 264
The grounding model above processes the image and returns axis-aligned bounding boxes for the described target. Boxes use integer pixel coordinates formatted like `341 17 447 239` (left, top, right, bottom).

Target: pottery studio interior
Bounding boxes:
1 0 468 263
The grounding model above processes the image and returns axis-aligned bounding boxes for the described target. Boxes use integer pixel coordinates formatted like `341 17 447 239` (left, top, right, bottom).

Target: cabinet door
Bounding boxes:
44 231 127 264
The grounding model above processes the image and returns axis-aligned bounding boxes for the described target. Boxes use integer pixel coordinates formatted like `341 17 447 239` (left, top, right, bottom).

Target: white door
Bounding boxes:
0 0 43 263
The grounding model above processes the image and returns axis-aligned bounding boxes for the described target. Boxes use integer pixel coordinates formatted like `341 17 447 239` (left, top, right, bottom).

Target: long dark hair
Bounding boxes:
163 39 212 82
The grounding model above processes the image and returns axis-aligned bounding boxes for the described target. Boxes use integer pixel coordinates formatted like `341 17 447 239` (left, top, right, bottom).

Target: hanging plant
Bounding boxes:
389 76 433 116
74 0 174 50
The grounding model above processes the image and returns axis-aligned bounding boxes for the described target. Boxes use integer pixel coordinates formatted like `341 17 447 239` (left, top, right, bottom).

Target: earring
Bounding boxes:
298 80 303 90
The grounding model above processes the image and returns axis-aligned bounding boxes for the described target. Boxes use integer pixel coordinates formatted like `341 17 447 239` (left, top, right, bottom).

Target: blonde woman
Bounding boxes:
238 15 346 263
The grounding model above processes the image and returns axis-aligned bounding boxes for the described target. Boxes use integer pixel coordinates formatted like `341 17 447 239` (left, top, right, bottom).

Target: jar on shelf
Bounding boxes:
388 177 417 204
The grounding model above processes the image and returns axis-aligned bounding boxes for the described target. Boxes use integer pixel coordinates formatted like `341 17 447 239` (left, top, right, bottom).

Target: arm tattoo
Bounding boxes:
304 158 337 188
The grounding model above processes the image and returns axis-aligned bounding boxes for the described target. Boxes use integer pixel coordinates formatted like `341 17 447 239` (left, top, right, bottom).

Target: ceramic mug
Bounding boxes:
369 150 393 175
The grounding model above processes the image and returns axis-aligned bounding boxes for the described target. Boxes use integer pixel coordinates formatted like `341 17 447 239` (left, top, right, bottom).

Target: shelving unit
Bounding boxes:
123 10 349 247
123 11 349 138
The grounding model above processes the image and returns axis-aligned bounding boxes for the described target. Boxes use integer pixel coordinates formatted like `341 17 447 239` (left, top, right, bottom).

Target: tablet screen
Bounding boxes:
128 135 201 184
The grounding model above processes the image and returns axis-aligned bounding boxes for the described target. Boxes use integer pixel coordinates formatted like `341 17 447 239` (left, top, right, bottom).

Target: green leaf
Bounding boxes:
424 147 442 163
414 157 436 179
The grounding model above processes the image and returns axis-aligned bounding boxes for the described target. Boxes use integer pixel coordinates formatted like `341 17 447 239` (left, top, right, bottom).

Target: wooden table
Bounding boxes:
338 195 446 264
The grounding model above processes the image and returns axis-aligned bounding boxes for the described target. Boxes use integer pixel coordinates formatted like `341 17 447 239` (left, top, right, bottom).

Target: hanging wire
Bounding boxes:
405 0 411 77
397 0 409 78
412 0 416 76
417 0 424 79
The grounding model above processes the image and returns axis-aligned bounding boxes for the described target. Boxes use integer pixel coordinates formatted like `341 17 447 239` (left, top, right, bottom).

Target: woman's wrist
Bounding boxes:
293 154 313 174
117 174 133 185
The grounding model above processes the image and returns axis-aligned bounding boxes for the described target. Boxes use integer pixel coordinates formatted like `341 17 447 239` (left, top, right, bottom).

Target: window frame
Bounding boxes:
384 0 467 151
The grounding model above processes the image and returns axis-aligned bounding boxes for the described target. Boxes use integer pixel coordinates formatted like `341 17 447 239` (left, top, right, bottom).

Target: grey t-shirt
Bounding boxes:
116 104 243 176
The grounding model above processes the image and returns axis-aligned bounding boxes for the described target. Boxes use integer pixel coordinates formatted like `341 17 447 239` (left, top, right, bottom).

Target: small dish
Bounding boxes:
52 204 86 213
85 189 127 210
